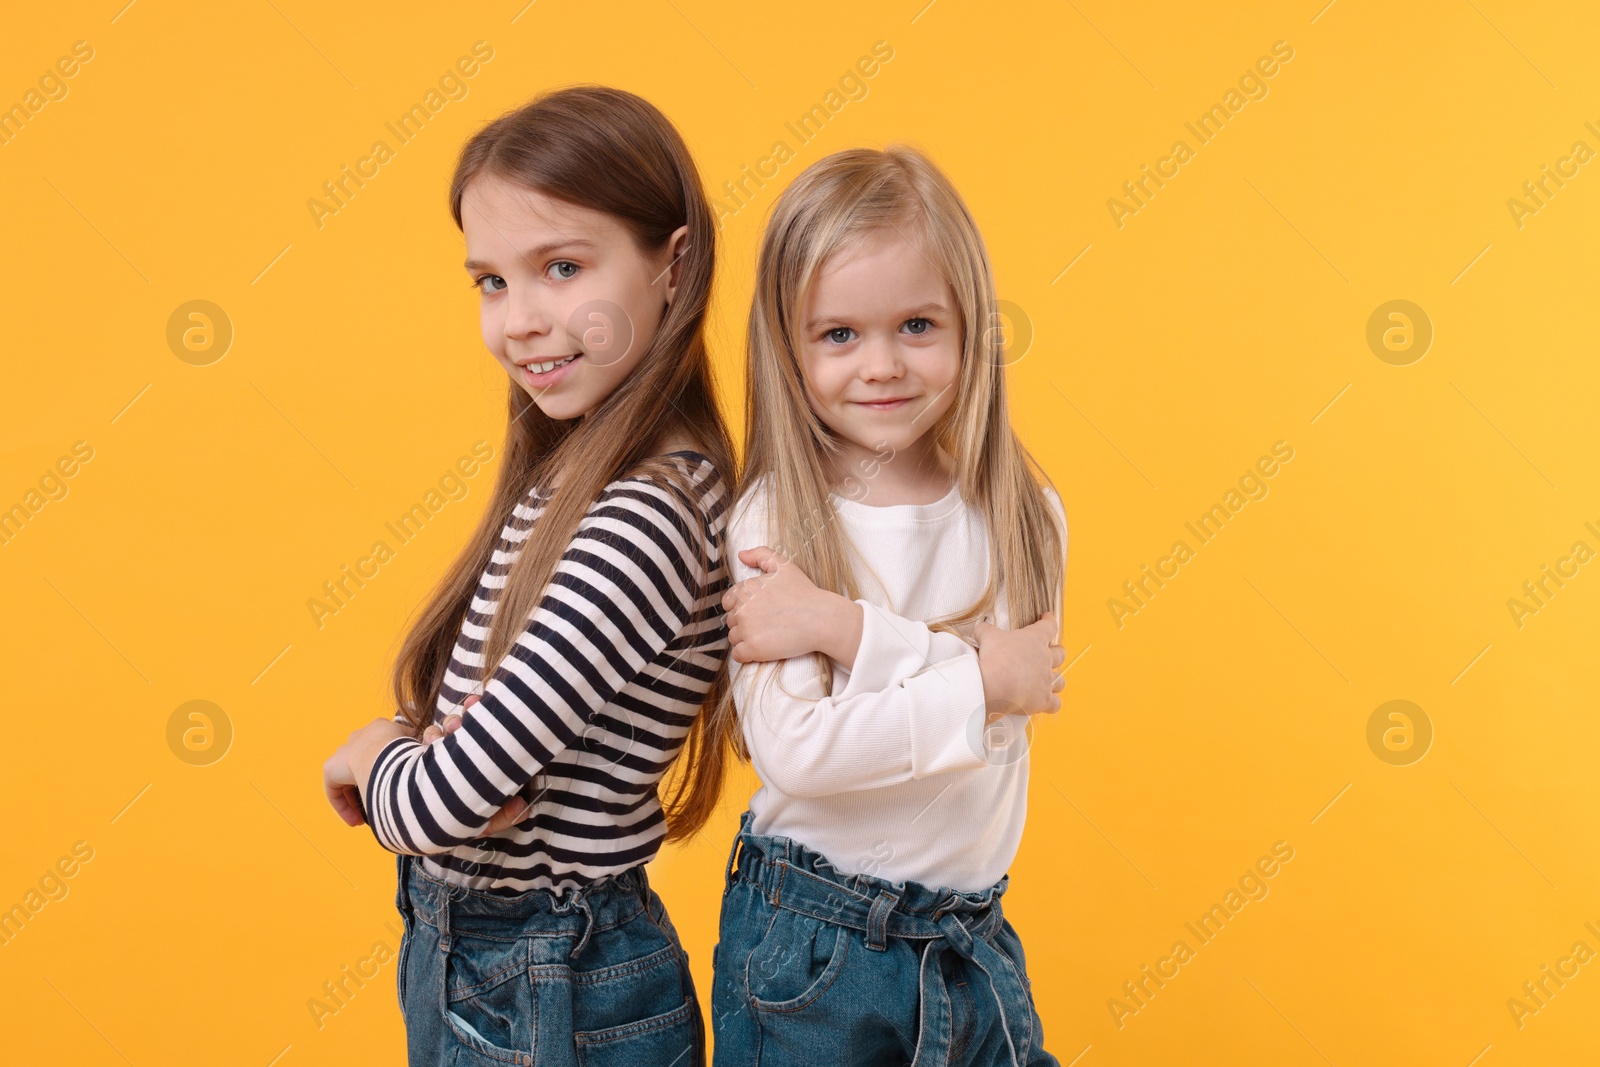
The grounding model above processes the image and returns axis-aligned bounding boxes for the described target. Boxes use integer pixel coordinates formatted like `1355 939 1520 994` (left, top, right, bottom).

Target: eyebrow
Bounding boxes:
805 301 950 331
464 237 599 272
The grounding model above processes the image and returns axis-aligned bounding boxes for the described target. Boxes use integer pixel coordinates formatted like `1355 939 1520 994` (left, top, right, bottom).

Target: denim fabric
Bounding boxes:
395 853 704 1066
709 812 1058 1067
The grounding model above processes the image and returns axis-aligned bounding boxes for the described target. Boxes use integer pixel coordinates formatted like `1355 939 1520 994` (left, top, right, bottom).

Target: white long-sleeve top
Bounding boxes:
728 474 1066 893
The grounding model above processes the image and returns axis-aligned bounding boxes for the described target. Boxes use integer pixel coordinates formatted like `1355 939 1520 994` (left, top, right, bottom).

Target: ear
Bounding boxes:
661 224 690 306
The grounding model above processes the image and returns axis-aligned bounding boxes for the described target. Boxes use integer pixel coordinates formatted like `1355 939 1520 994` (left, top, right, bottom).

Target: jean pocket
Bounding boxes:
442 934 533 1063
574 996 698 1067
746 910 850 1015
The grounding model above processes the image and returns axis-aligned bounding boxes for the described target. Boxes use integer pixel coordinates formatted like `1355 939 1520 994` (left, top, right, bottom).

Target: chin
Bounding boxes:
527 393 590 421
840 421 913 452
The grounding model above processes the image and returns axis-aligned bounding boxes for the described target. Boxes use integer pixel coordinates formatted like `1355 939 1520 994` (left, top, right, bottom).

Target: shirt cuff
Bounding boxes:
837 600 938 695
363 735 422 852
837 601 991 779
903 652 992 778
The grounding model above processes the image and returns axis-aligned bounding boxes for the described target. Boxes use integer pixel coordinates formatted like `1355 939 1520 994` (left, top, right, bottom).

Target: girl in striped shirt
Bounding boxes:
321 86 735 1067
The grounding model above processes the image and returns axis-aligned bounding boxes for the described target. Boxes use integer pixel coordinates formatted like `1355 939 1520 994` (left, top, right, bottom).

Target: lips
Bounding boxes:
518 354 579 373
519 353 581 387
853 396 915 410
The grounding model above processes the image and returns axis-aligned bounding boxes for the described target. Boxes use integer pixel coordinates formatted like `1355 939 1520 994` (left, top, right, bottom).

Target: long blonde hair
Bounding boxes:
390 86 736 843
724 145 1065 749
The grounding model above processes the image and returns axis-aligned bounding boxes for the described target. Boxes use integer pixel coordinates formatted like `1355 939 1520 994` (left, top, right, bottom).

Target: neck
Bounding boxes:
832 433 953 506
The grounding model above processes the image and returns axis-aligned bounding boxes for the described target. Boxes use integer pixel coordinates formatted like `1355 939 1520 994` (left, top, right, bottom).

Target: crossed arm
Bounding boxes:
720 544 1064 799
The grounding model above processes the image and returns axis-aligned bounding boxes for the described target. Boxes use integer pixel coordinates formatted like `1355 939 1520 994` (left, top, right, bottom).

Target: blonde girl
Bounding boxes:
321 85 734 1067
710 145 1067 1066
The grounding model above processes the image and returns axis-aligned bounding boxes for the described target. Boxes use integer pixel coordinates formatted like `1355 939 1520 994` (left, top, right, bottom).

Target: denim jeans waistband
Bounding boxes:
723 811 1036 1065
398 853 652 959
724 811 1010 949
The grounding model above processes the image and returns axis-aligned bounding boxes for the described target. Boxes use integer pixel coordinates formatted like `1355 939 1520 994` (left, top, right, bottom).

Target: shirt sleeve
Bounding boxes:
364 473 714 856
727 487 992 800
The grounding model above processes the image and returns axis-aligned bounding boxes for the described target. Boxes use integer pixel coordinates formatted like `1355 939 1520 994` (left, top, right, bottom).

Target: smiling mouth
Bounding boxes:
854 396 916 408
521 354 580 374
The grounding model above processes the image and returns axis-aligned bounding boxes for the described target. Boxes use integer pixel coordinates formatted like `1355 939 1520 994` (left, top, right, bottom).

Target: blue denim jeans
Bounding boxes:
395 853 704 1066
709 812 1058 1067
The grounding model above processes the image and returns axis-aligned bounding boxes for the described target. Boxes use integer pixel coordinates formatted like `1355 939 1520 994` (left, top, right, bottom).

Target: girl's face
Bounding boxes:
461 174 687 420
798 227 962 472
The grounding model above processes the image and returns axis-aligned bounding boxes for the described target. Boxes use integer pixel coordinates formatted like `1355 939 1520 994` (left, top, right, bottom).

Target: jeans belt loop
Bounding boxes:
724 837 744 891
865 888 900 952
568 892 598 960
396 854 412 915
436 881 454 955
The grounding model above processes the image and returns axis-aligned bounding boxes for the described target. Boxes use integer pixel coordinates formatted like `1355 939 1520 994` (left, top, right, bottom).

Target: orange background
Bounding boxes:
2 1 1597 1064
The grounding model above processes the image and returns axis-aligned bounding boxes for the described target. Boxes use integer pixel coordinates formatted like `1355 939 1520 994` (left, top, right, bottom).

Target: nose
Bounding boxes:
857 334 905 383
502 283 554 341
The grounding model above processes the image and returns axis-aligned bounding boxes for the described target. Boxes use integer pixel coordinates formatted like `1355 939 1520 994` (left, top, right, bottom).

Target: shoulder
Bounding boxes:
583 452 729 549
726 473 775 550
1041 482 1065 523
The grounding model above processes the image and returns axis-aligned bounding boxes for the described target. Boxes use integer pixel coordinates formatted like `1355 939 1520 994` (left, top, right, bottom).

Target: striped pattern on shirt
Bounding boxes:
365 450 729 894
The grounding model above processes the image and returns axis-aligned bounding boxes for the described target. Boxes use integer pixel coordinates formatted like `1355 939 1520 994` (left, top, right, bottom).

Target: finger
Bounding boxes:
421 725 443 744
972 620 992 644
486 797 532 835
743 546 785 575
1053 645 1067 668
328 785 365 827
343 785 367 825
1052 674 1065 693
462 694 481 708
443 714 464 734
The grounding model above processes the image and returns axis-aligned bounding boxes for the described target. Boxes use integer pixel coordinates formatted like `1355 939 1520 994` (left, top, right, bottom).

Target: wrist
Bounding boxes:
815 593 864 668
351 722 414 809
976 652 1014 714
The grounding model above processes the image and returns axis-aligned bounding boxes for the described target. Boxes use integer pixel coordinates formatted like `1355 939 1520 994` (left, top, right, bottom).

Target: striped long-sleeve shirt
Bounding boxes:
364 450 729 894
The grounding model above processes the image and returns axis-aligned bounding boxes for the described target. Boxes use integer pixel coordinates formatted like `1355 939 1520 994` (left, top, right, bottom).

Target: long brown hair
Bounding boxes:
726 145 1065 738
390 85 736 843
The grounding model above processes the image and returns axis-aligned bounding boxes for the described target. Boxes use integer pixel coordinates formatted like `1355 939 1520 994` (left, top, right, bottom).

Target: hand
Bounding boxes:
422 695 533 835
973 611 1066 717
323 717 413 827
722 546 859 665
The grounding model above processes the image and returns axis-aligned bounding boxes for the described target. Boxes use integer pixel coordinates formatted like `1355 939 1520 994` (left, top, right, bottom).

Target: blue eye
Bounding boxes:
825 327 855 344
470 274 506 294
548 261 579 280
903 317 932 334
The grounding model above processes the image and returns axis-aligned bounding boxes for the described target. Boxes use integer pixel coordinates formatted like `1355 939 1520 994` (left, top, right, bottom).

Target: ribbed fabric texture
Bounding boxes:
729 474 1066 893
